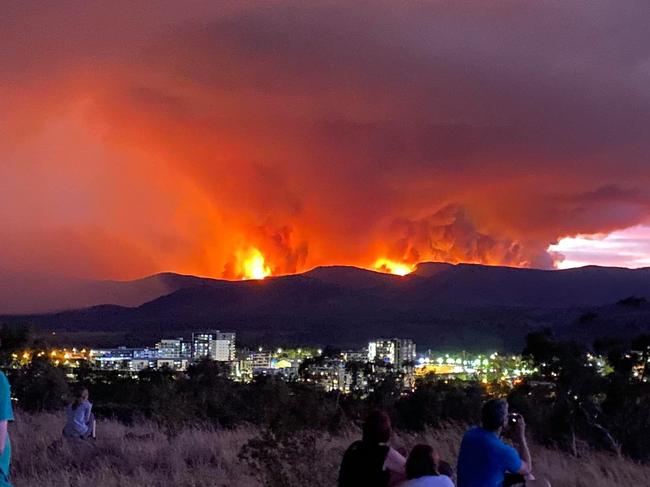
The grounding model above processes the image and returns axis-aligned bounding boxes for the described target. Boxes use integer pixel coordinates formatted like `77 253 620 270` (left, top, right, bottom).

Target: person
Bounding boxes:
457 399 549 487
63 386 95 440
339 410 406 487
400 444 455 487
0 371 14 487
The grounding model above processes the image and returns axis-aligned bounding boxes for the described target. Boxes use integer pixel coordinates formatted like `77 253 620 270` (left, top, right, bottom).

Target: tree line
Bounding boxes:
1 324 650 462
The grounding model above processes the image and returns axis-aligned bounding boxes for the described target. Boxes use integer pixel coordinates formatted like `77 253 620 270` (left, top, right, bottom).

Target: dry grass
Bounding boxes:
8 412 649 486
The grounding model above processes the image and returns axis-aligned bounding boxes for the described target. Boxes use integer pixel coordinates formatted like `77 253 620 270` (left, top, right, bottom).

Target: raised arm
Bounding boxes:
512 415 532 475
384 447 407 486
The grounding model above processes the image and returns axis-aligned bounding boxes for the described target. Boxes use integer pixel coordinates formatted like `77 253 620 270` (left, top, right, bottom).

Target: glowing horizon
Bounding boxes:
549 226 650 270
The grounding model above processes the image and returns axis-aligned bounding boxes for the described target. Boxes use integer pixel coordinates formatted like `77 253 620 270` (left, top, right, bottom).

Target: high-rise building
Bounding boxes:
367 338 416 367
192 331 236 362
154 338 191 371
395 339 416 367
192 332 212 359
368 339 394 363
213 332 236 361
155 338 191 359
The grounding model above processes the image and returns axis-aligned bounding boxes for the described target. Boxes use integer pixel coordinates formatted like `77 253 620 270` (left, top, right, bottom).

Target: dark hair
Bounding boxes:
71 386 88 411
406 444 438 479
362 410 391 444
482 398 508 431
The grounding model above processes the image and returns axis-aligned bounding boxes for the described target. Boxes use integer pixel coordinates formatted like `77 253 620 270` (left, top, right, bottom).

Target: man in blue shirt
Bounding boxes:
457 399 548 487
0 371 14 487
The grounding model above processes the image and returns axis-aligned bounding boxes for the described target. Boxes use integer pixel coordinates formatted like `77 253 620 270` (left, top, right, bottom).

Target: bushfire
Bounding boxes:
237 248 272 280
373 258 415 276
230 250 415 280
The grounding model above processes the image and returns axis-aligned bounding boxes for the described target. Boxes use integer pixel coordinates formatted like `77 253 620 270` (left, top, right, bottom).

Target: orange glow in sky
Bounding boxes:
2 1 650 288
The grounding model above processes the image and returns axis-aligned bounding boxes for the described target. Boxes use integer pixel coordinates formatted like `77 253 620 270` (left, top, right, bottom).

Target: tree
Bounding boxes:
631 335 650 381
395 379 483 430
11 356 69 412
517 331 618 456
0 324 31 365
345 360 364 393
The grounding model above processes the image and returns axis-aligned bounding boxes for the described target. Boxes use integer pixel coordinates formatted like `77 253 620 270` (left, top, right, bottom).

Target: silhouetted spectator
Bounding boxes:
457 399 550 487
339 410 406 487
0 371 14 486
401 444 454 487
63 386 95 440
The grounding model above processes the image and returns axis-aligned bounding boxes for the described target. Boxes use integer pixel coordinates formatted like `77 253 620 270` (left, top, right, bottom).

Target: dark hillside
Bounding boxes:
3 264 650 350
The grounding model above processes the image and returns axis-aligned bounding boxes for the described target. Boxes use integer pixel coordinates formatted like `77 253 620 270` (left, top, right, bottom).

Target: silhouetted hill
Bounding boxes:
303 266 404 289
408 263 650 307
0 271 215 314
3 263 650 350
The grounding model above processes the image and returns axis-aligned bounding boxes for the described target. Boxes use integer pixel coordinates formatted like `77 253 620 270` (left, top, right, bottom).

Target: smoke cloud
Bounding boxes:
2 0 650 284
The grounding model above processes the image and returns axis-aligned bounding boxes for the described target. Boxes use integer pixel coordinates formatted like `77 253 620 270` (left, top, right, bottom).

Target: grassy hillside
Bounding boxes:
9 412 649 486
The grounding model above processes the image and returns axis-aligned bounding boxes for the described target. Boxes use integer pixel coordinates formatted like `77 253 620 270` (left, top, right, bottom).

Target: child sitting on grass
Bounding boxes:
63 386 95 440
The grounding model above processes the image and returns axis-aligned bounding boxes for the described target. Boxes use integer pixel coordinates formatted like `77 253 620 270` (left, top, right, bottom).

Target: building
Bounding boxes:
155 338 191 360
232 358 253 382
191 331 236 362
251 350 272 368
368 339 393 364
301 358 346 392
395 339 416 367
156 358 189 371
368 338 416 367
342 349 367 362
90 347 158 372
213 332 236 361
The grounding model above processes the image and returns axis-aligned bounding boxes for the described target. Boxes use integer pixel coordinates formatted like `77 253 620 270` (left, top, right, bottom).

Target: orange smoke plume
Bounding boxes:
2 0 649 290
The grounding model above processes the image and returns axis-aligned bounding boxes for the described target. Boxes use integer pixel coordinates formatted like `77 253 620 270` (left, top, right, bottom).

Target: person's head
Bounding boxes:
481 398 509 432
405 444 439 479
362 410 391 444
72 386 89 410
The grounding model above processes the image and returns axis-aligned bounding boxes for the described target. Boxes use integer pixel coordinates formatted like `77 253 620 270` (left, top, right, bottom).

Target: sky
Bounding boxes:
2 0 650 282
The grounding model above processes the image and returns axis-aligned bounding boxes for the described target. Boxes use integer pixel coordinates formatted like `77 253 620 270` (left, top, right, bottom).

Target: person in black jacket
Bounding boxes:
339 410 406 487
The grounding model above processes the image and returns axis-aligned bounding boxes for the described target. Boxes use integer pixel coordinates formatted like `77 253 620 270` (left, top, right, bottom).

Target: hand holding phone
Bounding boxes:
508 412 526 438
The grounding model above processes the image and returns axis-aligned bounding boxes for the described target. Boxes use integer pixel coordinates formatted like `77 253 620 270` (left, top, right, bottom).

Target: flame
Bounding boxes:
374 258 415 276
239 248 271 280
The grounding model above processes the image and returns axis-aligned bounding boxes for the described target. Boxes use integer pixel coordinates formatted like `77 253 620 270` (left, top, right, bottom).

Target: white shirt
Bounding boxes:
400 475 455 487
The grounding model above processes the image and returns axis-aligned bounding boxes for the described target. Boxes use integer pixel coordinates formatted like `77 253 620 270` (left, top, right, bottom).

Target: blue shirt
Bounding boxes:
0 372 14 478
457 427 521 487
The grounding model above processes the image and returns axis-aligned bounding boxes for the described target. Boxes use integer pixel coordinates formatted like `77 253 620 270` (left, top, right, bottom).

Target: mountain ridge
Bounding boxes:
2 263 650 350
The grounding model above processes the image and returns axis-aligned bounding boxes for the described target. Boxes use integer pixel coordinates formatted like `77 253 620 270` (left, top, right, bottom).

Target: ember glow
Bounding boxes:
2 0 650 297
374 259 415 277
